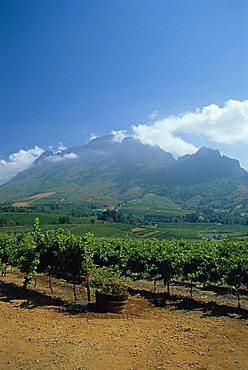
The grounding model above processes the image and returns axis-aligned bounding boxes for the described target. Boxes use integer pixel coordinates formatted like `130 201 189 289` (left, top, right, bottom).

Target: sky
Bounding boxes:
0 0 248 184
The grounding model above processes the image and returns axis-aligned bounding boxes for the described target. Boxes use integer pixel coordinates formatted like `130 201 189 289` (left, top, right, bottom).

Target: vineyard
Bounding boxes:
1 218 247 308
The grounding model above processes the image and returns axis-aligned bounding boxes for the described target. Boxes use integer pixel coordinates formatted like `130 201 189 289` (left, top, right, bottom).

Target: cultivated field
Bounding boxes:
11 192 56 207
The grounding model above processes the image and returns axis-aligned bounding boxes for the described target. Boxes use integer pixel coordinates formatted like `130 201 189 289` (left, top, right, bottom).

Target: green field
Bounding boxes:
120 193 191 216
1 211 247 240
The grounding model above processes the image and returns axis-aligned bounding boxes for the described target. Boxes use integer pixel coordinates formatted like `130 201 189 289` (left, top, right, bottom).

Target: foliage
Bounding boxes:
97 209 135 224
0 218 247 306
90 266 128 296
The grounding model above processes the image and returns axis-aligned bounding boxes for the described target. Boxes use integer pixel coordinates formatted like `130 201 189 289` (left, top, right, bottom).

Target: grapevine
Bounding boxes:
0 219 247 307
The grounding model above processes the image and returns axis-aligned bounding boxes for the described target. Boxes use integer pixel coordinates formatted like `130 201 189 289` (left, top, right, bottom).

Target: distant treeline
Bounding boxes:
0 213 80 227
0 203 96 217
144 210 248 225
97 210 137 224
96 208 248 226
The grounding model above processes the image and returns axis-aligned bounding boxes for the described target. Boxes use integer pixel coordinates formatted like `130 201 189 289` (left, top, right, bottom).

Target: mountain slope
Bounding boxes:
0 136 247 213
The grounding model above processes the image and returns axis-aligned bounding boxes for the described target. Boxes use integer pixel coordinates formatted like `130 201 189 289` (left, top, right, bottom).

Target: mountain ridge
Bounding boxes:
0 136 247 215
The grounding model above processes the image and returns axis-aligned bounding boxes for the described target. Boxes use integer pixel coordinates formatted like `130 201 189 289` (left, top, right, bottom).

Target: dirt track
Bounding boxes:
0 271 248 370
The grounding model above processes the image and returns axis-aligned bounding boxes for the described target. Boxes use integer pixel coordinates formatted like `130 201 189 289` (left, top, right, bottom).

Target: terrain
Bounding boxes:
1 270 248 370
1 134 248 370
1 136 248 224
1 209 248 239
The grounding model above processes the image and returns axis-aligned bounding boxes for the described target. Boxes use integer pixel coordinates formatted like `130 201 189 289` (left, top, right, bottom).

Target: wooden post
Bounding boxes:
86 275 91 302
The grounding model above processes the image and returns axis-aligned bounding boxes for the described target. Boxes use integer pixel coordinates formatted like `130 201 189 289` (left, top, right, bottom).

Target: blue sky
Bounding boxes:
0 0 248 183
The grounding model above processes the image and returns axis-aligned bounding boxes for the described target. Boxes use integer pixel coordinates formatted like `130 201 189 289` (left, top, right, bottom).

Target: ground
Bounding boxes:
0 271 247 370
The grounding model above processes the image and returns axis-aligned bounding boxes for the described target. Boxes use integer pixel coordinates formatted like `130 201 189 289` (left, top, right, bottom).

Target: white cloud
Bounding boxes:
63 152 78 159
132 123 198 156
45 155 64 162
48 141 67 154
89 133 98 141
149 110 159 120
46 152 78 162
132 99 248 157
56 141 67 152
111 130 128 142
0 146 44 185
0 145 78 185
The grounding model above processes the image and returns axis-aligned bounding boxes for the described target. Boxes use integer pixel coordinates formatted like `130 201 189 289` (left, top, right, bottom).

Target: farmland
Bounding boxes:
1 210 248 240
1 219 247 369
1 222 247 303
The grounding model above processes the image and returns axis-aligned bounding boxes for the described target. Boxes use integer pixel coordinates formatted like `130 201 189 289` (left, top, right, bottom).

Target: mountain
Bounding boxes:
0 136 248 215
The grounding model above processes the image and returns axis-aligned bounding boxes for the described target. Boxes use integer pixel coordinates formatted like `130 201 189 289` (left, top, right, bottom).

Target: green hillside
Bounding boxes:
121 193 190 215
0 136 248 223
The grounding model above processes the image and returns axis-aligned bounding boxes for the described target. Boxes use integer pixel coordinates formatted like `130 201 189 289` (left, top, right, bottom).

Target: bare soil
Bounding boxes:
0 270 248 370
11 191 55 207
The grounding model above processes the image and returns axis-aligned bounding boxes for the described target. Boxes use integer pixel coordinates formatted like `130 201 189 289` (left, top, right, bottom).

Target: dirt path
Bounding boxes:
0 271 248 370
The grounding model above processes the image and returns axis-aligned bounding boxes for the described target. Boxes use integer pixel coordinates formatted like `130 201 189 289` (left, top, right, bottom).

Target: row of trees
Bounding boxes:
0 218 247 306
97 210 136 224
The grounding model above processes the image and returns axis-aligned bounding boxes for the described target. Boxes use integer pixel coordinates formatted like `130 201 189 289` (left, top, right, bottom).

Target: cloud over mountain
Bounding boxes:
0 141 72 185
132 99 248 157
0 146 45 185
46 152 78 162
111 130 128 142
1 99 247 185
